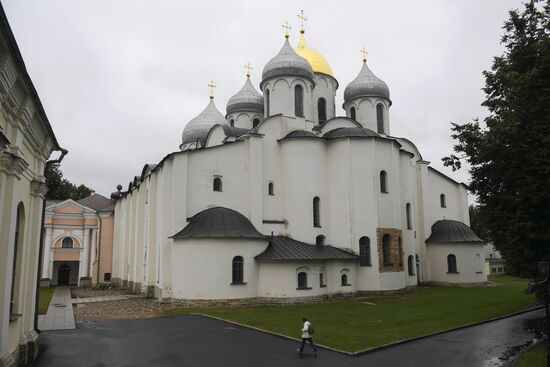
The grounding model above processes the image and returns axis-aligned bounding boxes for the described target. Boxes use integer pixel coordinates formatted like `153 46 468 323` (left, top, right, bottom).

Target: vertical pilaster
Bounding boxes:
90 228 98 283
42 227 52 279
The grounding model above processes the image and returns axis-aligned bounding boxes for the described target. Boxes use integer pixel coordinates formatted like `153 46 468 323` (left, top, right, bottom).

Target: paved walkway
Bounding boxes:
37 287 75 331
31 308 544 367
72 295 138 304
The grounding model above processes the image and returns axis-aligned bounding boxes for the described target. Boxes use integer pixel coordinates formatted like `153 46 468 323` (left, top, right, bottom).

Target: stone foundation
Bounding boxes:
0 330 39 367
133 282 142 294
39 278 51 288
122 279 128 289
146 285 155 298
0 350 16 367
128 281 134 291
111 277 122 288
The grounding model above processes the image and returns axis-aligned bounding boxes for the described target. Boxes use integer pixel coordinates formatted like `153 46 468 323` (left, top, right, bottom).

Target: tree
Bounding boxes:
45 164 93 201
443 0 550 277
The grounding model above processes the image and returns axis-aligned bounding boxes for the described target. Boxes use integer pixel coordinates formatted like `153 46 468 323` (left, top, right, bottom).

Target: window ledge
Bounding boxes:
384 263 394 267
314 225 322 228
447 271 459 274
341 284 352 287
359 264 372 267
230 282 247 286
408 274 415 277
296 287 312 290
475 271 483 274
320 285 326 288
9 313 22 322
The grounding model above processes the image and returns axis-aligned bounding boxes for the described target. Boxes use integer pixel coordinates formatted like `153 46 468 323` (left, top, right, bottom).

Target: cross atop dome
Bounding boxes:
281 21 291 39
297 10 307 33
361 47 368 63
208 80 216 100
245 63 252 78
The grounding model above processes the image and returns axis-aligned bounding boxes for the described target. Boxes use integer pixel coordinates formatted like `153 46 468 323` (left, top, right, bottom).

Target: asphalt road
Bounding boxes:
32 308 544 367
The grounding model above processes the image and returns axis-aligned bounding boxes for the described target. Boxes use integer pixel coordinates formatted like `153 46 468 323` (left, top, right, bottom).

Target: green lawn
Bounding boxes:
38 287 55 315
519 344 546 367
165 276 538 352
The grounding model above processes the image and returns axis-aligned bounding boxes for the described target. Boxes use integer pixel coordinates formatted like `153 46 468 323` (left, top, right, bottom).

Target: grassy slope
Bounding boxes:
38 287 55 315
519 344 546 367
166 276 538 352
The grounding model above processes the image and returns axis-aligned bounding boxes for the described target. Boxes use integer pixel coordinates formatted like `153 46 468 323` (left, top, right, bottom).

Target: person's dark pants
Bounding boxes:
299 338 318 353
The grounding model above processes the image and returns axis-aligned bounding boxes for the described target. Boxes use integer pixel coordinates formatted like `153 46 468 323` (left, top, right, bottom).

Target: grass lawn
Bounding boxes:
165 275 538 352
38 287 55 315
519 344 546 367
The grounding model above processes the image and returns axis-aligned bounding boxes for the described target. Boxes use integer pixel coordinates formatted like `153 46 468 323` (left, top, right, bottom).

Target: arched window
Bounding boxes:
265 89 270 117
319 273 325 287
229 119 235 127
62 237 73 249
359 236 371 266
317 98 327 123
268 182 274 196
232 256 243 283
253 118 260 128
315 235 325 246
350 107 356 120
376 103 384 134
294 85 304 117
440 194 446 208
406 203 412 230
297 272 308 289
447 254 457 273
313 196 321 227
380 171 388 193
382 234 392 266
408 255 415 276
10 203 24 314
475 253 483 274
213 177 223 192
341 274 348 286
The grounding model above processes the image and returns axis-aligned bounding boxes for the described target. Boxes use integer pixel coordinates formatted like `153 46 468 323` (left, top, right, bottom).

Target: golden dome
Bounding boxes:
294 31 333 77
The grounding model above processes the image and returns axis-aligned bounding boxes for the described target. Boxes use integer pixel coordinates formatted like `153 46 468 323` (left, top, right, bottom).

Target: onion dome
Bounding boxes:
226 77 264 115
344 59 390 103
181 99 227 149
294 31 333 77
261 38 314 89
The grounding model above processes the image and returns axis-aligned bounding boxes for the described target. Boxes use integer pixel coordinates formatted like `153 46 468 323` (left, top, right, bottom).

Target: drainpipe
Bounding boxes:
95 213 103 288
34 148 68 331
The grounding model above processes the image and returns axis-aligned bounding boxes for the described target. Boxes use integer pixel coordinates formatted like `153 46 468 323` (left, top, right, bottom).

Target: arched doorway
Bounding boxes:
58 264 71 285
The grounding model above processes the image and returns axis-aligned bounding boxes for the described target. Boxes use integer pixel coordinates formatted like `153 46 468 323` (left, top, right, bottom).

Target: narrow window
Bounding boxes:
294 85 304 117
319 273 325 287
265 89 270 117
382 234 392 266
315 235 325 246
398 237 403 266
268 182 274 196
253 118 260 128
213 177 223 192
350 107 356 120
62 237 73 249
232 256 243 283
297 272 308 289
406 203 412 229
408 255 415 276
10 204 23 315
380 171 388 193
229 119 235 127
447 254 457 273
313 196 321 227
440 194 446 208
341 274 348 286
376 103 384 134
359 236 371 266
317 97 327 123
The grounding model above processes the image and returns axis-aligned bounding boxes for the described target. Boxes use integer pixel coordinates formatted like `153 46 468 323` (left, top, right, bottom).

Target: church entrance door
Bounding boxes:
58 264 71 285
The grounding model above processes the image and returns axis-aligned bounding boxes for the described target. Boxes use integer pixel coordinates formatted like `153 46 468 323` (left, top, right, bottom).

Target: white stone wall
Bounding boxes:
427 243 487 284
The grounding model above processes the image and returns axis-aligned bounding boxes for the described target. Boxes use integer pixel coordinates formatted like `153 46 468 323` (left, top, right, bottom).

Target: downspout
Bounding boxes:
34 148 68 331
95 213 103 288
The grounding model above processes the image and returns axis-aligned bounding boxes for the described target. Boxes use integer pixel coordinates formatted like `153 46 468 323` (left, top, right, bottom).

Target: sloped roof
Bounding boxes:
255 236 359 261
323 127 380 140
426 220 485 244
280 130 320 141
171 207 264 239
77 194 115 212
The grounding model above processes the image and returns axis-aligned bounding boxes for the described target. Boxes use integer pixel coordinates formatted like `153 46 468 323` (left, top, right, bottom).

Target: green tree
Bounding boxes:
443 0 550 277
45 164 93 201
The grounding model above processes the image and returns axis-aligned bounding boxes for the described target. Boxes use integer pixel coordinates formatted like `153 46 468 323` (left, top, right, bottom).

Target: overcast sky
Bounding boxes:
3 0 524 198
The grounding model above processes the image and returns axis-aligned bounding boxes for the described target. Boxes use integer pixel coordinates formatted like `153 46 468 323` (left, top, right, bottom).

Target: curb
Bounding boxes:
191 305 544 357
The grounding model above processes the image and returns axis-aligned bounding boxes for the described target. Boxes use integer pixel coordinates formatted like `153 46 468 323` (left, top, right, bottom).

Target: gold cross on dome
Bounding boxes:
297 10 307 32
245 63 252 78
281 21 291 38
208 80 216 99
360 47 368 63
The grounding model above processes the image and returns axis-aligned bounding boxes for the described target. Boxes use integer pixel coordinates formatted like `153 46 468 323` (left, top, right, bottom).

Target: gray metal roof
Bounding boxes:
280 130 320 140
222 125 250 137
181 100 227 147
261 38 314 89
226 78 264 115
426 220 485 244
77 194 116 212
171 207 265 239
255 236 359 262
323 127 380 140
344 62 390 103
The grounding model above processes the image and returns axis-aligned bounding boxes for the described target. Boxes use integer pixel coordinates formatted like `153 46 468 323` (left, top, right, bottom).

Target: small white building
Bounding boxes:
111 27 486 303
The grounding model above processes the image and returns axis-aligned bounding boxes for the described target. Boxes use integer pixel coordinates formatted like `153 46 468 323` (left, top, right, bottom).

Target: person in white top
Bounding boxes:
297 318 318 356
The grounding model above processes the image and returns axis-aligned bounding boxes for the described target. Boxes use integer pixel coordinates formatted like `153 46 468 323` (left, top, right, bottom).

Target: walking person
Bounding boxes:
297 318 318 357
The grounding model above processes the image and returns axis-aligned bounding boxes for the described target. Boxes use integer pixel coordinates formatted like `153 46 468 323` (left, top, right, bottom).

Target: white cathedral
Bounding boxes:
111 24 487 303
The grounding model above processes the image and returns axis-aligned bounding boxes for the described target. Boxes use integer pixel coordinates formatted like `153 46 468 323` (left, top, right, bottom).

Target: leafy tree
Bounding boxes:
469 205 491 243
45 164 93 201
443 0 550 277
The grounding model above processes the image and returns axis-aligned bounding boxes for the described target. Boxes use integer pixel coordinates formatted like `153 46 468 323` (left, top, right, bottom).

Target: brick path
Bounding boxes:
37 287 75 331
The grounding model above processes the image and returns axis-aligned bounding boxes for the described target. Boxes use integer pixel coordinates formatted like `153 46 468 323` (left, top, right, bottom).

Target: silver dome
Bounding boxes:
181 99 227 149
226 78 264 115
343 62 390 103
261 38 314 89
